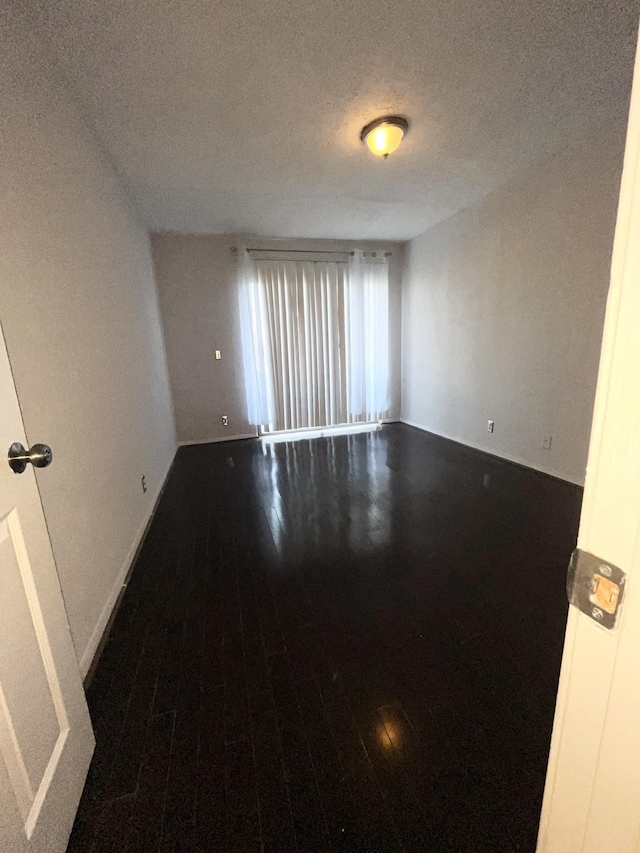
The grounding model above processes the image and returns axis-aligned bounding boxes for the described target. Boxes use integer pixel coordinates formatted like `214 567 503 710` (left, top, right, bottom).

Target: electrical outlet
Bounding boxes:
222 415 228 426
215 350 221 360
141 474 147 494
542 435 552 450
487 420 495 433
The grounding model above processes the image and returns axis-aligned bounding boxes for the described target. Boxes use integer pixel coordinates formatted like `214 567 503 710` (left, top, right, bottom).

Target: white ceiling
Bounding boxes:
33 0 639 240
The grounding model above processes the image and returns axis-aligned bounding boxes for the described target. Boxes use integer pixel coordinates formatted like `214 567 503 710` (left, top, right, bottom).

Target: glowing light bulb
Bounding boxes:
361 117 408 158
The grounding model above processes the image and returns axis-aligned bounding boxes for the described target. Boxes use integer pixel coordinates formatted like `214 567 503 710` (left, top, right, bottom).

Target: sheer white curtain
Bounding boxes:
238 248 275 426
238 249 390 432
346 252 390 421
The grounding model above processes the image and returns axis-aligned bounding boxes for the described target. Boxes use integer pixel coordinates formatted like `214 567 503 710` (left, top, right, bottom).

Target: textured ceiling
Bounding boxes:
29 0 640 239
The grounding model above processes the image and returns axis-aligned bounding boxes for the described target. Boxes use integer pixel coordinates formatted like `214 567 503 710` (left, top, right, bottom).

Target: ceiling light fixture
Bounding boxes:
361 116 409 159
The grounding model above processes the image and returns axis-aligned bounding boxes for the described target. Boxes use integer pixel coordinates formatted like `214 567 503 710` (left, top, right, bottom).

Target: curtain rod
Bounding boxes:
230 247 392 256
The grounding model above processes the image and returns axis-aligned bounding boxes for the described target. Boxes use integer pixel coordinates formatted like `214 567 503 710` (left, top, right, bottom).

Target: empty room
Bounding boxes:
3 1 640 851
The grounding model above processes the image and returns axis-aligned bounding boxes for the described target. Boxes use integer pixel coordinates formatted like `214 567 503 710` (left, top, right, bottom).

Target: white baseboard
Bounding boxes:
399 418 585 487
178 432 257 446
78 448 177 679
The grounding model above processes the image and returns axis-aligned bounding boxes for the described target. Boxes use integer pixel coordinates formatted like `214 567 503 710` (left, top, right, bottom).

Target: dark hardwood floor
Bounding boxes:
68 423 582 852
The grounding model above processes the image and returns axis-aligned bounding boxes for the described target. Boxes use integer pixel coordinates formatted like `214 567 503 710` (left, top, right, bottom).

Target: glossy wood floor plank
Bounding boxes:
68 424 582 852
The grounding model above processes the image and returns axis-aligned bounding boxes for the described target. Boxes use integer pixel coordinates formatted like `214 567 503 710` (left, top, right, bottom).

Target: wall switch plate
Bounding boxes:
542 435 552 450
141 475 147 494
222 415 228 426
215 350 221 360
487 420 494 433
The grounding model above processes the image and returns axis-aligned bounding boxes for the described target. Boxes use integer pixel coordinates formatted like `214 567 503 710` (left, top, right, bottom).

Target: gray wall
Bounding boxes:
152 235 404 443
1 24 176 674
401 125 626 485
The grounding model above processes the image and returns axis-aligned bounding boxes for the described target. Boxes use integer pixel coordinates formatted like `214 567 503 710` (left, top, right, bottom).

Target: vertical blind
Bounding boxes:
239 250 389 432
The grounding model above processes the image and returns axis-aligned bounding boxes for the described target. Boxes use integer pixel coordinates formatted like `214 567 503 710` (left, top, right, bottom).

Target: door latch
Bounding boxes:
567 548 626 631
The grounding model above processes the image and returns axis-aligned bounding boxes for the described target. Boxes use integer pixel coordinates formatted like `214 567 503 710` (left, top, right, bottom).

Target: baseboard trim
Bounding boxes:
399 419 585 487
178 433 257 446
80 448 177 683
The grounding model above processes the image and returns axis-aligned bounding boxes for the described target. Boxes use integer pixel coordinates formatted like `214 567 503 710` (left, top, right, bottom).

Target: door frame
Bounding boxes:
537 23 640 852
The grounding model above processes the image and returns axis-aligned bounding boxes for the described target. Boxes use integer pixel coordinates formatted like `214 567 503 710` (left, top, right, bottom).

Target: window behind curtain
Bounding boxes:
239 251 389 433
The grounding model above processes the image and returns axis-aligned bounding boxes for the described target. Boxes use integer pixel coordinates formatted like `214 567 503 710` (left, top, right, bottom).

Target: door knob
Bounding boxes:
8 442 53 474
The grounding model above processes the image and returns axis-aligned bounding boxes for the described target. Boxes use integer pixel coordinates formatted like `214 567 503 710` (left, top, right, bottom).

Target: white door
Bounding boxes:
0 323 94 852
537 21 640 853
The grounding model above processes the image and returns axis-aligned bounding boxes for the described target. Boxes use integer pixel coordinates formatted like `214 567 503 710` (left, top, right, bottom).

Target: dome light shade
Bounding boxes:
361 116 409 158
